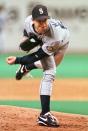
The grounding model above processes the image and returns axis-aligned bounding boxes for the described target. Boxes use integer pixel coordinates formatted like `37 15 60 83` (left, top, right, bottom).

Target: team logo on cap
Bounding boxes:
39 8 44 14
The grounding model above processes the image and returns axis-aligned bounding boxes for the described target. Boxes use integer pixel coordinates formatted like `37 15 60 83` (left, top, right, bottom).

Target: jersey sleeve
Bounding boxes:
41 19 70 55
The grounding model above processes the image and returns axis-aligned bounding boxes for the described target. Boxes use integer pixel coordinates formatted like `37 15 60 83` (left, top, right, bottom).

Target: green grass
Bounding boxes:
0 100 88 115
0 53 88 78
56 54 88 78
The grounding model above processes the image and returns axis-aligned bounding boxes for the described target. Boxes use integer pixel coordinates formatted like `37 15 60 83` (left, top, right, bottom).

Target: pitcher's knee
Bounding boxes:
44 68 56 79
40 71 56 96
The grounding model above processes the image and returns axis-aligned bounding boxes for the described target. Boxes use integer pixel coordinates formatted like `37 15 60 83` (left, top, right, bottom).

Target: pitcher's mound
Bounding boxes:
0 106 88 131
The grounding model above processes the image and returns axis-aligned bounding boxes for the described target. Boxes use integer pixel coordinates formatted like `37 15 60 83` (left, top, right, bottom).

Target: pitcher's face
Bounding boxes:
33 19 48 34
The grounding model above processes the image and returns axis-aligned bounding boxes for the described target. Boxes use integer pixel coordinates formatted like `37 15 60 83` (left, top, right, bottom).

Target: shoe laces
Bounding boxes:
44 112 58 122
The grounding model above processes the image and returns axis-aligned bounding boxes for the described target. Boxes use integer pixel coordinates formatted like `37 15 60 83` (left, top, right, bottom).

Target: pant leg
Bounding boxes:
40 55 56 96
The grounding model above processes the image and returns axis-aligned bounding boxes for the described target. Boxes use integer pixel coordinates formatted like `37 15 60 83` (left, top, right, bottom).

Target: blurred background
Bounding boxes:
0 0 88 53
0 0 88 115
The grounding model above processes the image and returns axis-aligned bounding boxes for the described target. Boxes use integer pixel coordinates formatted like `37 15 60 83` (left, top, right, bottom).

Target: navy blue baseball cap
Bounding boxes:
32 5 49 20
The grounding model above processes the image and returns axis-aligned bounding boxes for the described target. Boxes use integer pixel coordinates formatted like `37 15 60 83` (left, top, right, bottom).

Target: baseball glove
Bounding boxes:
19 33 43 52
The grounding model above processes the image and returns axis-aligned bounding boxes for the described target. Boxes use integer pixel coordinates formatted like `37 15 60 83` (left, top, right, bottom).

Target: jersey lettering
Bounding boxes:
51 21 67 29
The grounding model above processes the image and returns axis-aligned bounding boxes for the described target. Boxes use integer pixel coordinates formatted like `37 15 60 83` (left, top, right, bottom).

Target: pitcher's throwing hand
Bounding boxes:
6 56 16 65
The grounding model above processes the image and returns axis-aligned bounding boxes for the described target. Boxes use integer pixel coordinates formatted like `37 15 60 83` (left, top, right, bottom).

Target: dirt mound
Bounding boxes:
0 106 88 131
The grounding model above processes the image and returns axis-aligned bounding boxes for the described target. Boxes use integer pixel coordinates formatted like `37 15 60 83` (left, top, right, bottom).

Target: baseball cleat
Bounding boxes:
37 112 59 127
16 65 30 80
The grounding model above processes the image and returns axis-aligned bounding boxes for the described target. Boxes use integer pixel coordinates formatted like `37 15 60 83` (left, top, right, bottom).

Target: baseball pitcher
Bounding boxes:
6 4 70 127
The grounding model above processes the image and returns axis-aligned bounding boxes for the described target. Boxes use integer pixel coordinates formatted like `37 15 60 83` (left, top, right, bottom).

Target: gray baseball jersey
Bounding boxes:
24 15 69 74
23 15 70 95
24 15 69 54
